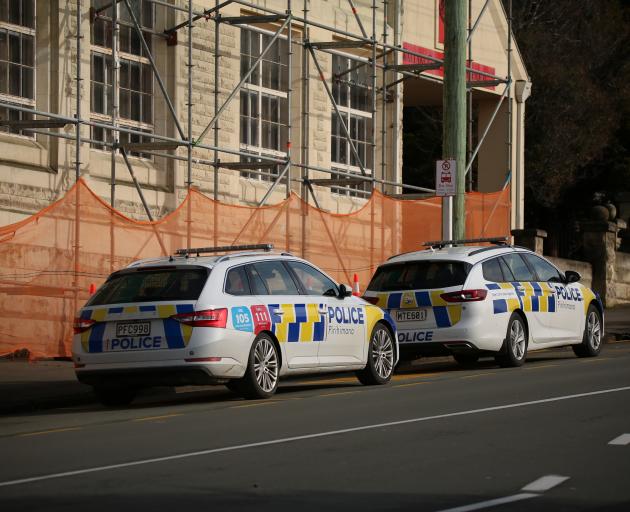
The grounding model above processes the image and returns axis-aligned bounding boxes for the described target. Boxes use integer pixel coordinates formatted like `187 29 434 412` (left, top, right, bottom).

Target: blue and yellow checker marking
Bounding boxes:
79 303 194 353
268 303 327 343
485 281 591 315
374 290 463 328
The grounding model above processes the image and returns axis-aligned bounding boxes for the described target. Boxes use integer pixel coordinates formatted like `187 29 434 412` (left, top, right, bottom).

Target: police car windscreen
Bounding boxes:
367 261 471 291
86 267 209 306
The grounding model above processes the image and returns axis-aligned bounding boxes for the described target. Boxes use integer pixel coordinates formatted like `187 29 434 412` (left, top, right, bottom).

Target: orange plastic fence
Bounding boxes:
0 179 510 358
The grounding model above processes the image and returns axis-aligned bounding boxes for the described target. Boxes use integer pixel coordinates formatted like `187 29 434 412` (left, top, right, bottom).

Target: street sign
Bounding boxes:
436 159 456 196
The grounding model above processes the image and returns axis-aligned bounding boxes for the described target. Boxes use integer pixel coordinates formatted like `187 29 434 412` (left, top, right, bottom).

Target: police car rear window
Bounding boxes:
86 267 209 306
367 261 471 292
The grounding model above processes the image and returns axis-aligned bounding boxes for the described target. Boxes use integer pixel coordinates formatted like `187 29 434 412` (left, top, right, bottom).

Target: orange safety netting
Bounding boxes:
0 179 510 358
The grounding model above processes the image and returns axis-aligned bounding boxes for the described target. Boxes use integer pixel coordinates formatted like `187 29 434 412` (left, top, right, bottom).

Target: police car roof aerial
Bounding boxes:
130 244 279 268
387 237 514 262
422 237 509 250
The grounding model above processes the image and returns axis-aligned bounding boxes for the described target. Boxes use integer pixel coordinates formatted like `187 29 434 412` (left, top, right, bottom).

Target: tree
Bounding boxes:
507 0 630 229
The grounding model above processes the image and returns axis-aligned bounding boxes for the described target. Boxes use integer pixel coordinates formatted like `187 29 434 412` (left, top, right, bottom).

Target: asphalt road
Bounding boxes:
1 343 629 511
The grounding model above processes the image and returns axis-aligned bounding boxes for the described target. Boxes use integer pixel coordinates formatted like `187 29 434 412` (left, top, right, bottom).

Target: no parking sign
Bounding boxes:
436 159 456 196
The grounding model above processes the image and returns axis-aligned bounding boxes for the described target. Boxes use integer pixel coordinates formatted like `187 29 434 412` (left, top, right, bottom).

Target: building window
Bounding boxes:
0 0 35 136
239 28 288 181
330 54 372 198
90 0 154 157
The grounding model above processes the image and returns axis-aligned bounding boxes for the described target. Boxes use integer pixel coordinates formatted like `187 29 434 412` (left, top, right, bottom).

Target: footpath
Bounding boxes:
1 305 629 416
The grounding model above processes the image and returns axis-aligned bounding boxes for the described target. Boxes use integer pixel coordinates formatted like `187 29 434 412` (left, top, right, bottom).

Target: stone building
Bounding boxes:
0 0 529 227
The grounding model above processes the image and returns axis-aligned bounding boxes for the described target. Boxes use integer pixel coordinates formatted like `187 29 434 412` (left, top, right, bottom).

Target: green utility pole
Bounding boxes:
442 0 467 240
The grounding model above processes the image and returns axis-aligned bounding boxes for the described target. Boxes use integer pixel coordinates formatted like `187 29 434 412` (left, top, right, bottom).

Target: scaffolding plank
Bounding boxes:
221 14 286 25
120 142 183 151
308 177 368 187
0 120 69 129
467 79 505 88
310 40 366 50
219 161 279 170
388 63 442 72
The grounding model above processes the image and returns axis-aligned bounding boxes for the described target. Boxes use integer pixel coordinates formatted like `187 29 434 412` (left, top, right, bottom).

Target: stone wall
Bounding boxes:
615 252 630 305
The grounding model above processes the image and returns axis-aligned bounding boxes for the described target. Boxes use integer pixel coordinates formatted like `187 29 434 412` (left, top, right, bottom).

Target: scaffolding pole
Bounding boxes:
187 0 194 250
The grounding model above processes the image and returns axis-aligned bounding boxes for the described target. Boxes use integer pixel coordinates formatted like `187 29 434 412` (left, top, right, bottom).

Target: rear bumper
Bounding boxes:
76 365 228 388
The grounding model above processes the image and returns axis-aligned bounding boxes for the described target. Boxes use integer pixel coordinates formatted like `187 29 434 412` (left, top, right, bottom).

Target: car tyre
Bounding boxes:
573 304 602 358
239 333 280 399
356 324 395 385
94 386 137 407
495 313 527 368
453 353 480 366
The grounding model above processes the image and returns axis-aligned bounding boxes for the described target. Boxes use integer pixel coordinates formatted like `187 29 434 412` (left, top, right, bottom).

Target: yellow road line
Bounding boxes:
395 381 431 388
231 400 282 409
317 390 360 398
392 371 443 381
132 413 184 422
461 372 496 379
18 427 82 438
524 364 559 370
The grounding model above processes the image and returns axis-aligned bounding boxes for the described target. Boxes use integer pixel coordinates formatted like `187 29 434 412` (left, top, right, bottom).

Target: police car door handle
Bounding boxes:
272 310 284 316
318 305 328 314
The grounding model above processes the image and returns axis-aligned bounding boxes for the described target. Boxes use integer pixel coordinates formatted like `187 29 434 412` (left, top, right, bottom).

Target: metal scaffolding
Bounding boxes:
0 0 514 242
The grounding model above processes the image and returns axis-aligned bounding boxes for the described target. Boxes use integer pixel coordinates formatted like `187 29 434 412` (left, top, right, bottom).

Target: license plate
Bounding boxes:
395 309 429 323
116 321 151 337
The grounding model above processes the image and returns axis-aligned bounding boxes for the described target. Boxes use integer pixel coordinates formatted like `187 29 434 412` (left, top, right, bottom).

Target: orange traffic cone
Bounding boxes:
352 273 360 296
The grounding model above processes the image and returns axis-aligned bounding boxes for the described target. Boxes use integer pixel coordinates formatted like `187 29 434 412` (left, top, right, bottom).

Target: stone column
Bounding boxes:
581 221 619 307
511 228 547 255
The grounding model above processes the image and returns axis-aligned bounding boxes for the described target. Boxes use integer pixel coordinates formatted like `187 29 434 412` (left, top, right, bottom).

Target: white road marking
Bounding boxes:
435 493 537 512
436 475 570 512
0 385 628 488
608 433 630 446
521 475 569 492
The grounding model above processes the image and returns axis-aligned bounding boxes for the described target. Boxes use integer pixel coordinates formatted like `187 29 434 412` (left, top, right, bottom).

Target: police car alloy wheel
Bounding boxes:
573 305 602 358
496 313 527 368
356 324 394 385
240 334 279 399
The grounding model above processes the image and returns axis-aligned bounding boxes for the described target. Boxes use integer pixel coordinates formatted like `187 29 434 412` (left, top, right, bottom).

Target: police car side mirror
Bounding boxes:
564 270 581 284
338 284 353 299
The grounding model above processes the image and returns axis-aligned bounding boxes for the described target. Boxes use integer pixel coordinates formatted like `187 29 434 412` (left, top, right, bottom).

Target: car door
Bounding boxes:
286 260 365 367
522 253 582 341
246 260 319 369
500 253 548 343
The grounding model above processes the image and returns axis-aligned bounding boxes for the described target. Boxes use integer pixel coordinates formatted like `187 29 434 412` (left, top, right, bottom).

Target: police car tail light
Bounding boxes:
440 289 488 303
362 296 379 305
73 318 95 334
172 308 228 328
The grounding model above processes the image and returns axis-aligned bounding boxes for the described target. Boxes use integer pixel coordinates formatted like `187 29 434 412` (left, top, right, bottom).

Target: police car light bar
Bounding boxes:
422 237 508 249
175 244 274 256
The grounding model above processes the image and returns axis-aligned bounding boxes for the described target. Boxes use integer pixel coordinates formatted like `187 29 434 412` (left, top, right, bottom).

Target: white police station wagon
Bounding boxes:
73 244 397 405
363 238 604 367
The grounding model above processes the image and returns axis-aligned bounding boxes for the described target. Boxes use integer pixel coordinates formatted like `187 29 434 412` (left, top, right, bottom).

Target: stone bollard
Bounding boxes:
511 228 547 255
580 220 622 308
